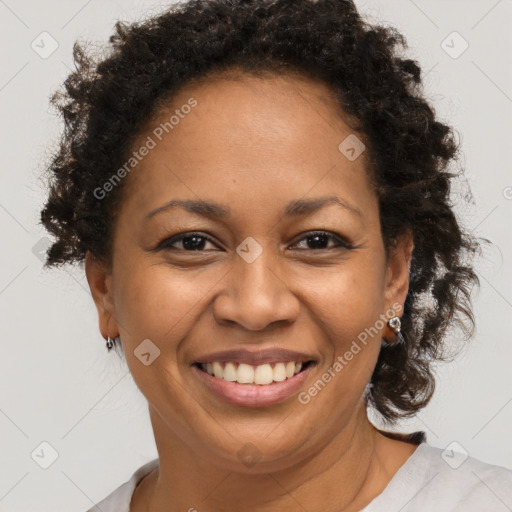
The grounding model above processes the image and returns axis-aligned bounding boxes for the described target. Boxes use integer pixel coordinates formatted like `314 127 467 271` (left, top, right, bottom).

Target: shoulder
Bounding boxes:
363 443 512 511
85 458 159 512
418 444 512 504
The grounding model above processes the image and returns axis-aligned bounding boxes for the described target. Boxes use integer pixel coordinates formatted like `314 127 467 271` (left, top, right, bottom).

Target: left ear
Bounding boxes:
384 229 414 315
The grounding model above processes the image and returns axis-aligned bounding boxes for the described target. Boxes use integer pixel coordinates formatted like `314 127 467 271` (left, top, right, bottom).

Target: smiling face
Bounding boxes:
86 70 412 473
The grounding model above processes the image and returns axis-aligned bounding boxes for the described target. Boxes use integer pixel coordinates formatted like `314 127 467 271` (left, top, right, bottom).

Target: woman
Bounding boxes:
39 0 512 510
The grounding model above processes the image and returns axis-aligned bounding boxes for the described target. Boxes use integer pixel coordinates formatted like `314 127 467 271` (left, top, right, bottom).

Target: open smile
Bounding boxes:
192 357 317 407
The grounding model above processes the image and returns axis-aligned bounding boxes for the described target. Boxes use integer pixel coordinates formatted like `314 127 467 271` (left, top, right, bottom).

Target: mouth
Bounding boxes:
191 350 317 407
193 360 316 385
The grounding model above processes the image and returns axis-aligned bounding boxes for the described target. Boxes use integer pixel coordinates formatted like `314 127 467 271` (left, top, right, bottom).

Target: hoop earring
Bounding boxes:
106 336 120 351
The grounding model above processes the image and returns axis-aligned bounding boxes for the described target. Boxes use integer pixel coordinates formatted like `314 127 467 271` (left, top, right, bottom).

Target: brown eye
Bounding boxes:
290 231 354 251
157 232 219 251
155 230 354 253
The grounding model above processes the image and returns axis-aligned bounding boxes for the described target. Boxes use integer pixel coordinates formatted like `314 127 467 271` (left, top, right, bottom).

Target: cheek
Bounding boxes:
301 255 387 338
301 276 383 417
112 261 221 345
298 255 386 391
111 264 207 397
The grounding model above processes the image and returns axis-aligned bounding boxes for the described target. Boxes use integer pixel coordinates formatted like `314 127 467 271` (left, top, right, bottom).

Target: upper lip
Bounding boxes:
193 348 317 366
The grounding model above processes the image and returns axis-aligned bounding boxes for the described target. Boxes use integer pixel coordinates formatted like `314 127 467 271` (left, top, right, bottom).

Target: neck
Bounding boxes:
135 405 390 512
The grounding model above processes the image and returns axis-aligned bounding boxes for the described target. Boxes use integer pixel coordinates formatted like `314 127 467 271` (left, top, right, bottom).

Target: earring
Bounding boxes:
106 336 119 351
388 316 401 334
382 317 405 347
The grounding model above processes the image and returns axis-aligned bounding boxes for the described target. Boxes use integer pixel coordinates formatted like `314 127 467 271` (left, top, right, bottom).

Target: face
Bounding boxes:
86 70 412 473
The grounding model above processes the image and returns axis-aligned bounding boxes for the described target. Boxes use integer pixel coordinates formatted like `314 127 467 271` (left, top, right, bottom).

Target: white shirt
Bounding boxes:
87 442 512 511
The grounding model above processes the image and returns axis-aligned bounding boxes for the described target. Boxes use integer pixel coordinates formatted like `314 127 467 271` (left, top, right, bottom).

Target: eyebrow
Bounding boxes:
144 195 363 222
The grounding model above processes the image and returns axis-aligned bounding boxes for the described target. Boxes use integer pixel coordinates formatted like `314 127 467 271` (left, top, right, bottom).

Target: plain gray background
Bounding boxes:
1 0 511 510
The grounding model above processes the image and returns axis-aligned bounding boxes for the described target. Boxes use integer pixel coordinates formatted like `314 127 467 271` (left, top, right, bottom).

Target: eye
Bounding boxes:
155 230 354 253
290 230 354 251
156 232 219 251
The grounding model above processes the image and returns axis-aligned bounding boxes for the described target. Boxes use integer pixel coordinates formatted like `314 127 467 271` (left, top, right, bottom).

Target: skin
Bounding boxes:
86 70 416 512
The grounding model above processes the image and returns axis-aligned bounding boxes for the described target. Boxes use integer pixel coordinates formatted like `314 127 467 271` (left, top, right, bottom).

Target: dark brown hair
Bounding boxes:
39 0 481 422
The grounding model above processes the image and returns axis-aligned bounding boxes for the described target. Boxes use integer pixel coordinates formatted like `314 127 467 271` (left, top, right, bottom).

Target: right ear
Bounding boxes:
84 251 119 340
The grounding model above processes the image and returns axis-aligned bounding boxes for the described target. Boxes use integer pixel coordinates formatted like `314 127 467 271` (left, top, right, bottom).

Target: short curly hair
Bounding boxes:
39 0 481 422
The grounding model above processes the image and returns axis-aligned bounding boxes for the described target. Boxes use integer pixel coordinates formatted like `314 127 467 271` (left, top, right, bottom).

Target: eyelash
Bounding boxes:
156 230 355 252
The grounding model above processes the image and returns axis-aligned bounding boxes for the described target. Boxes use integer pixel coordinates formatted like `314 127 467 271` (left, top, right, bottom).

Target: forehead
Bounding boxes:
118 71 375 224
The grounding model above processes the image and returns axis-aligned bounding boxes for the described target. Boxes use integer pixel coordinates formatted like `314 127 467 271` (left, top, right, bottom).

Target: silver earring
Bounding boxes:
388 316 401 333
382 317 405 347
106 336 117 351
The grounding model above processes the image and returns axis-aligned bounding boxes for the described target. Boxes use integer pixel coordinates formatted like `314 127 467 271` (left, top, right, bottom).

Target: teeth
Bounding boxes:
254 364 274 385
273 362 287 381
237 363 254 384
223 362 237 381
199 361 307 385
213 361 223 379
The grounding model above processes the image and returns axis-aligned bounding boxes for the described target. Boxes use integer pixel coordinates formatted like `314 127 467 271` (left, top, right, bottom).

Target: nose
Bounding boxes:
211 249 300 332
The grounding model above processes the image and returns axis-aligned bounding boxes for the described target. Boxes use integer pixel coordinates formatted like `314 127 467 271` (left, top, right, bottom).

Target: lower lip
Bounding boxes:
192 364 314 407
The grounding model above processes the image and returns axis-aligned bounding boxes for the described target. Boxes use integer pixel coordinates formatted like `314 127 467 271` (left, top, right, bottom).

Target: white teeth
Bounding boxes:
213 361 223 379
273 362 287 382
285 362 295 378
223 362 237 381
254 364 274 385
200 361 308 385
237 363 254 384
